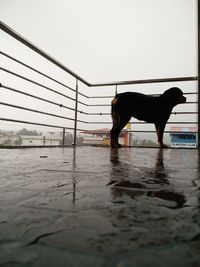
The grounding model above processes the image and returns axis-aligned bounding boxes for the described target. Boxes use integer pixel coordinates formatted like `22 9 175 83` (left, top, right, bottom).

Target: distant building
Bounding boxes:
169 127 197 148
81 128 130 146
0 132 19 146
20 132 62 146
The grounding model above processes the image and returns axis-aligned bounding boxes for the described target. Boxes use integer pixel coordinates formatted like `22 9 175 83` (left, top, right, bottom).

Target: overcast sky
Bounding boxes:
0 0 198 136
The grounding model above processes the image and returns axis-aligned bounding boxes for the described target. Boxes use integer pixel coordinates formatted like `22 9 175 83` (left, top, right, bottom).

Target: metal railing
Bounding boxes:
0 21 198 148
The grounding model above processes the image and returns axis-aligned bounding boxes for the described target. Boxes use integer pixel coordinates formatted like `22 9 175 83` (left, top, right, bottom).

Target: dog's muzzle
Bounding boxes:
178 95 186 104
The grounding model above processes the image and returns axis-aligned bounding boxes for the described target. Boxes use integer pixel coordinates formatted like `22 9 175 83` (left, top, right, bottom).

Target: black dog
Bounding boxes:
110 87 186 148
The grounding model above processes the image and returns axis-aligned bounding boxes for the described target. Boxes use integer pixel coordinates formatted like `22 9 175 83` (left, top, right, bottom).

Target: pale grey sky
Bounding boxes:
0 0 198 136
0 0 197 82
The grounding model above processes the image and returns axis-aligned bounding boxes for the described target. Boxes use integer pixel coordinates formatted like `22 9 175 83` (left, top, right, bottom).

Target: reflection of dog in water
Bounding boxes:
110 87 186 148
109 148 186 209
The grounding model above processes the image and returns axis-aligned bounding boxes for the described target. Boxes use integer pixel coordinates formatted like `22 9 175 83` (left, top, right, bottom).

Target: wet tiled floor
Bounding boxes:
0 146 200 266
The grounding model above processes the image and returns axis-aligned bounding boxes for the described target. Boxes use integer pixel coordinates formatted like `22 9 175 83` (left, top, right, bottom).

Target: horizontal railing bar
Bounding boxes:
87 102 197 107
87 113 111 116
88 104 111 107
91 77 198 87
172 111 197 115
0 51 88 99
0 21 91 86
0 84 86 113
130 121 198 124
0 101 88 124
182 92 198 95
126 130 198 133
88 92 197 99
86 111 197 116
89 96 114 99
85 129 198 134
0 117 85 131
0 67 88 106
88 121 197 124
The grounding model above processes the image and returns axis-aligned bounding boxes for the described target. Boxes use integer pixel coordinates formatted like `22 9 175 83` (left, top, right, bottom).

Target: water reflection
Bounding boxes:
72 147 77 204
109 148 186 209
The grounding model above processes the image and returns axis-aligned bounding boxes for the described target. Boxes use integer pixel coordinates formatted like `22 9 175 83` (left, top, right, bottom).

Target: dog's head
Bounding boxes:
162 87 186 106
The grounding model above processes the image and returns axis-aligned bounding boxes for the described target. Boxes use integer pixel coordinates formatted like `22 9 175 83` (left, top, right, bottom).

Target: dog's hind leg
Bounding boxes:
110 109 121 147
111 115 131 148
110 96 131 148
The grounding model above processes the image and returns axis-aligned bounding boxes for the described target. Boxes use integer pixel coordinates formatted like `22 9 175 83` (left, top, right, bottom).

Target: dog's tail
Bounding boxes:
111 96 119 126
111 85 118 112
111 97 118 107
111 97 118 113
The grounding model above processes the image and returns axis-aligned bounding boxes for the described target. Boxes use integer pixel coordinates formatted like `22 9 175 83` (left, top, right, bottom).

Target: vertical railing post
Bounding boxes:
198 0 200 149
73 79 78 145
62 128 65 146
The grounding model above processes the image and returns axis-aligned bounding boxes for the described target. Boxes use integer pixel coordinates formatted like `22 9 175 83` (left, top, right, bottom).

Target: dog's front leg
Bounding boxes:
155 123 168 148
